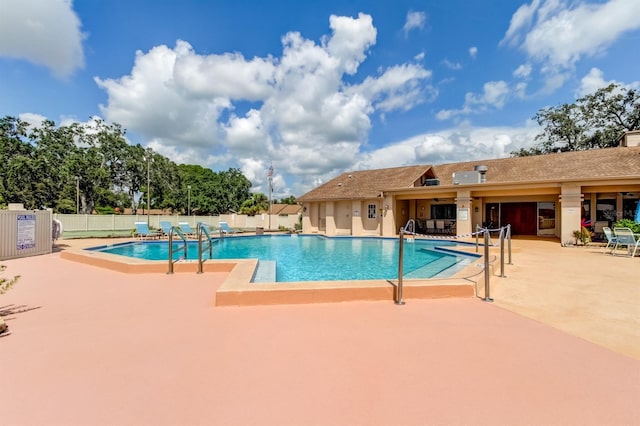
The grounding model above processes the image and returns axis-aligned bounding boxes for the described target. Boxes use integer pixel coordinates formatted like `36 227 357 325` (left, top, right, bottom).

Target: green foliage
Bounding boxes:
279 195 297 205
613 219 640 233
239 193 269 216
513 84 640 156
0 116 256 215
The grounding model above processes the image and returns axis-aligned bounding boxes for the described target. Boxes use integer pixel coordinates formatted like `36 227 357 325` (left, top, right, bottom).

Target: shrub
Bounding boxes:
613 219 640 233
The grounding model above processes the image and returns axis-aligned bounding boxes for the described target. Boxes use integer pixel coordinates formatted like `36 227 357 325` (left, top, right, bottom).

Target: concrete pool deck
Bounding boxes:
0 236 639 425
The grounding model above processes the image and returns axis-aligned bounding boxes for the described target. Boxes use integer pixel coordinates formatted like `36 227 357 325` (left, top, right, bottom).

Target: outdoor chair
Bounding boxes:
219 221 239 234
178 222 196 238
435 220 445 234
134 222 161 240
425 219 435 234
612 228 640 257
159 221 173 238
602 227 618 254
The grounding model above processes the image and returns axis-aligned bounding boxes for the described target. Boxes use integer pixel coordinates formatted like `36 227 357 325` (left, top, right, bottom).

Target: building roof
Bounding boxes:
297 165 430 201
298 146 640 201
268 204 303 215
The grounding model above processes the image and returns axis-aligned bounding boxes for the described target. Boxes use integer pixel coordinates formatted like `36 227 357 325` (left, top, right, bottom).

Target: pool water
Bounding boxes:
90 235 478 282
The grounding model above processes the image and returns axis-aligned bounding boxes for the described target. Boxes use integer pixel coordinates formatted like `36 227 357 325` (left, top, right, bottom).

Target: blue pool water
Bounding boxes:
90 235 478 282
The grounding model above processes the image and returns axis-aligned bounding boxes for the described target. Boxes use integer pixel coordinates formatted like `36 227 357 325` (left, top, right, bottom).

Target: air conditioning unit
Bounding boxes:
452 171 481 185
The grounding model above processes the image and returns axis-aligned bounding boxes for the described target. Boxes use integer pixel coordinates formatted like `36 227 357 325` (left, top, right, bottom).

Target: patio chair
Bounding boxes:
425 219 435 234
435 220 445 234
612 228 640 257
602 227 618 254
219 221 239 235
134 222 161 240
159 221 174 238
178 222 196 237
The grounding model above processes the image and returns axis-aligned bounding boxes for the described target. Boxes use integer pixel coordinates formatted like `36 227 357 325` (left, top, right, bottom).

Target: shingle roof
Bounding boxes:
430 146 640 185
297 165 430 201
298 146 640 201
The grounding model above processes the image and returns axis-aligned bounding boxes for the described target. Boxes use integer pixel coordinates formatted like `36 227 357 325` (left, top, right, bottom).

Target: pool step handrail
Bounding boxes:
403 219 415 234
167 226 188 274
196 222 213 274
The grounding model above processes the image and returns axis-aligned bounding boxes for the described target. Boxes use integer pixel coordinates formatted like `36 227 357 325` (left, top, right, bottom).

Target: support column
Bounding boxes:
351 200 363 235
559 184 583 245
455 190 472 236
381 194 396 237
325 201 336 236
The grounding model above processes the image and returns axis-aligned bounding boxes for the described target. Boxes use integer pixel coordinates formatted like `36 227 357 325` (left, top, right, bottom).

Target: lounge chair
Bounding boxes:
159 221 174 238
179 222 196 237
219 221 239 234
134 222 161 240
612 228 639 257
602 227 618 254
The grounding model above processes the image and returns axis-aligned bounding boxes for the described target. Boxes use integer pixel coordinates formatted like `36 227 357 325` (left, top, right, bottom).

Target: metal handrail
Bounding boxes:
167 226 188 274
403 219 415 234
197 222 213 274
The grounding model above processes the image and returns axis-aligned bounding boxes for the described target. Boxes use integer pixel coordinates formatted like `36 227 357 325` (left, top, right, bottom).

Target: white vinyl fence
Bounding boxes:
53 213 300 233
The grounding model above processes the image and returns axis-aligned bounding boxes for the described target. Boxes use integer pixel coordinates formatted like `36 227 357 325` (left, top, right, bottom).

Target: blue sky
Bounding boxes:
1 0 639 198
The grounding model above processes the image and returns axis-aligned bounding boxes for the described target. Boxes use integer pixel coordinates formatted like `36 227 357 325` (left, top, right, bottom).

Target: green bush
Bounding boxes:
613 219 640 233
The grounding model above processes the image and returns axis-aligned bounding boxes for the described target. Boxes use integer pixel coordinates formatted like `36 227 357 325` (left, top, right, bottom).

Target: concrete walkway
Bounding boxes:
0 237 638 425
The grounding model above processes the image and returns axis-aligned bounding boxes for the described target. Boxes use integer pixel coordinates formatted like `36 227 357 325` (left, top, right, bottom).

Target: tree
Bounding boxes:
279 195 297 205
513 84 640 156
240 193 269 215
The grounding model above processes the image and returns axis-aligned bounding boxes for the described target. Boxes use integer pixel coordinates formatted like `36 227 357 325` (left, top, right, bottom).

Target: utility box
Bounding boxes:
1 209 52 260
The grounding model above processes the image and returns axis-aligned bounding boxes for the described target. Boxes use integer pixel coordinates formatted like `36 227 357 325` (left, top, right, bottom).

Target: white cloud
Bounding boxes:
95 13 434 197
468 46 478 59
0 0 84 77
436 80 510 120
442 59 462 70
502 0 640 92
576 67 640 97
353 123 541 170
513 64 532 79
403 11 426 36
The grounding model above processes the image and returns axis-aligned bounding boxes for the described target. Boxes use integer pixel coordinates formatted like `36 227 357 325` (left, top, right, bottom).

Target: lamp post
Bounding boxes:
75 176 80 214
268 163 273 231
145 150 152 225
187 185 191 216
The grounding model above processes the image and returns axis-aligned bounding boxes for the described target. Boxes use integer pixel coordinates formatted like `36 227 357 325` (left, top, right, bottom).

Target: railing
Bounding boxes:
167 226 188 274
395 224 512 305
196 222 214 274
403 219 415 234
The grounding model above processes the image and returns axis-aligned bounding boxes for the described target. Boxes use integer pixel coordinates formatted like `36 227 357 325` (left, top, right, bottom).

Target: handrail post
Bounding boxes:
197 223 204 274
475 224 480 252
507 224 512 265
499 226 506 278
167 227 174 274
395 228 406 305
483 229 493 302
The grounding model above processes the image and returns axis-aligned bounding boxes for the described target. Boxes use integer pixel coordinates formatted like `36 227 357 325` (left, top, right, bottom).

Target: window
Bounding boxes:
367 204 377 219
430 204 456 219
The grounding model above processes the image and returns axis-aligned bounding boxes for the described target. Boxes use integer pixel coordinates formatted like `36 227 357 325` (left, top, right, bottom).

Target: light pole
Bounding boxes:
268 163 273 231
75 176 80 214
145 150 152 225
187 185 191 216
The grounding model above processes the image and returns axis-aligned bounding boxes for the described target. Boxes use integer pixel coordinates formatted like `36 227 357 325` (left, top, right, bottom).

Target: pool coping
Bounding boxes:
60 237 493 306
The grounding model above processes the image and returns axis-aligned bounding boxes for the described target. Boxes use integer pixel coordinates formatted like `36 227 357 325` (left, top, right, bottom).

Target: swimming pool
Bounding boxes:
90 235 478 282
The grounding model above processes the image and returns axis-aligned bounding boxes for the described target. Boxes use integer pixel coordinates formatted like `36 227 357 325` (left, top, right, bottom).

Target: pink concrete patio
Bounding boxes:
1 237 639 425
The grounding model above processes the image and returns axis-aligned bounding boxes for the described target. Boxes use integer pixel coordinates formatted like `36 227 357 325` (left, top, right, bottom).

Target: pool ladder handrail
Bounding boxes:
196 222 213 274
167 225 188 274
403 219 415 234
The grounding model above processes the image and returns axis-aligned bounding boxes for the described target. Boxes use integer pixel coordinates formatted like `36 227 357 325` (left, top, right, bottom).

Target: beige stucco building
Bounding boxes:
298 145 640 245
